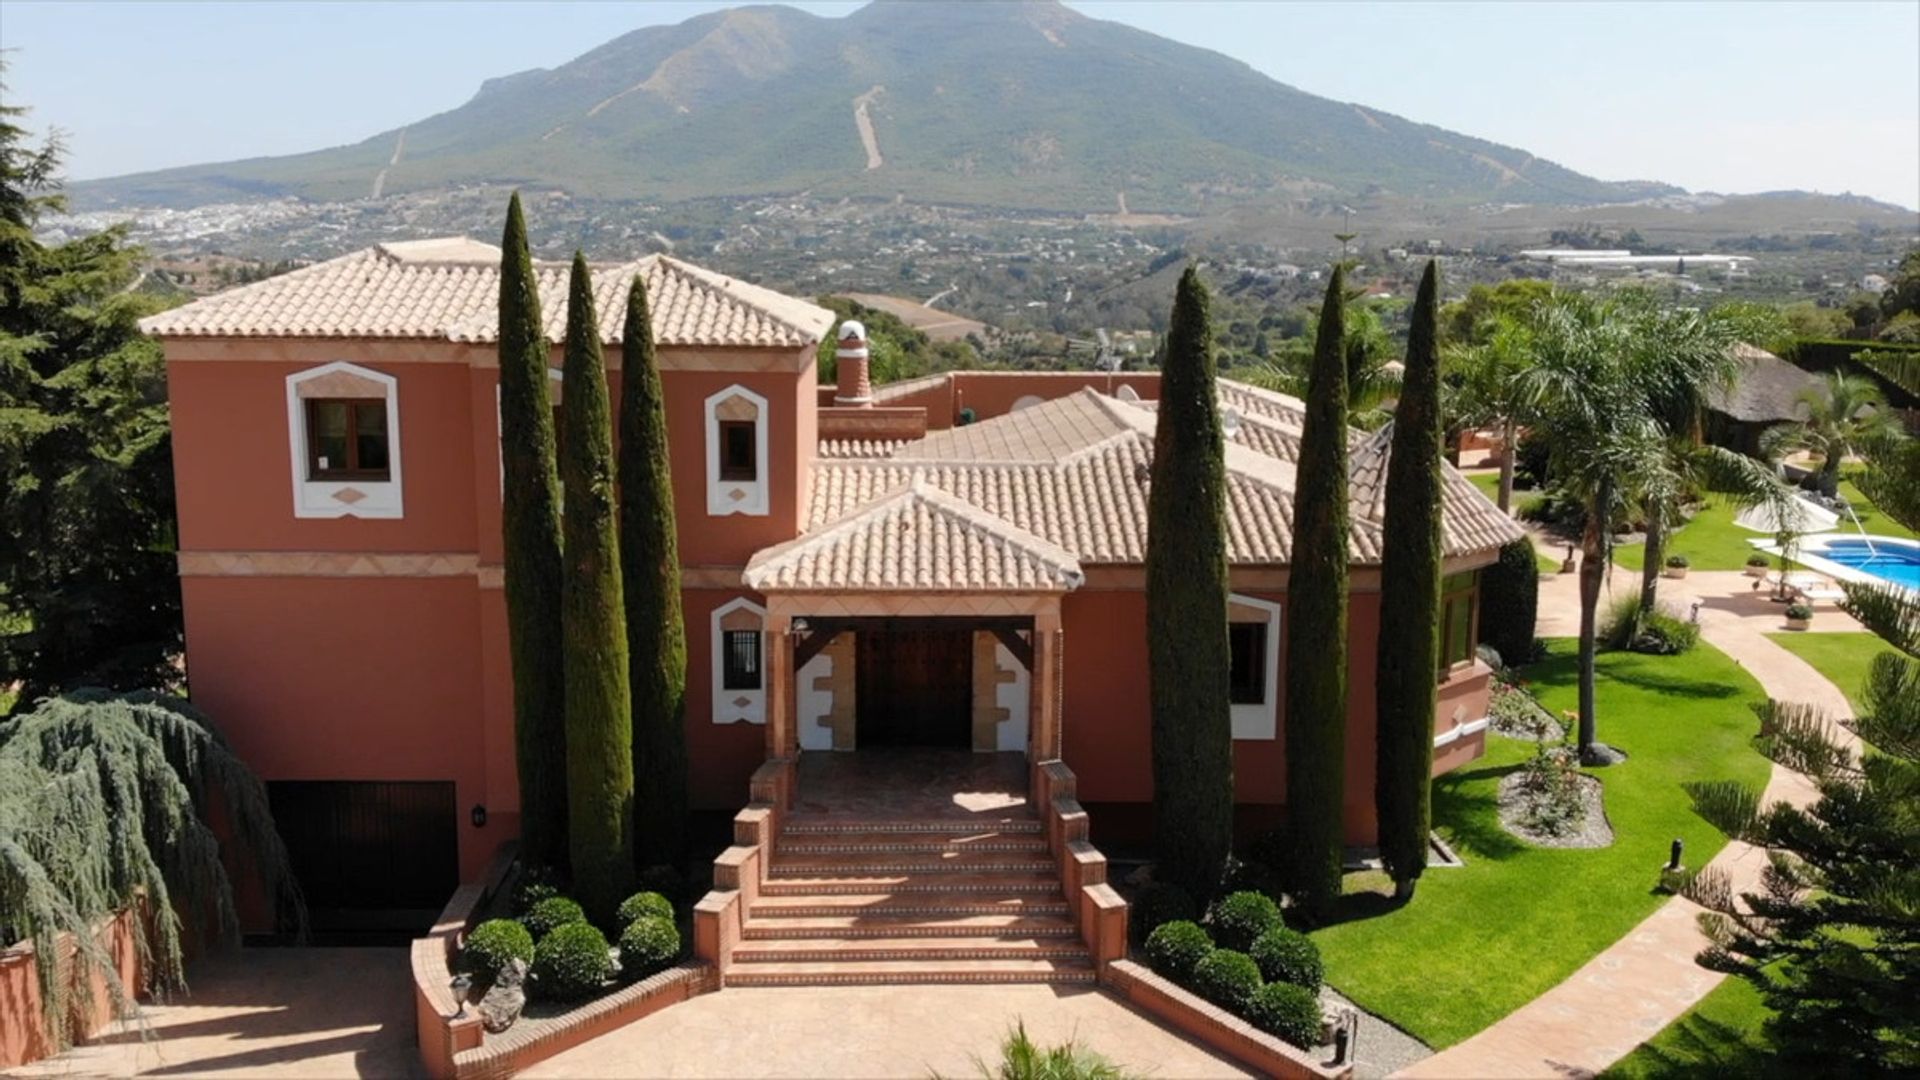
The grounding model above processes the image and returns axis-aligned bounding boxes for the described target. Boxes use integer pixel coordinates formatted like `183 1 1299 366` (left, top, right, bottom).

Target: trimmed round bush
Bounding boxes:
530 922 614 1003
457 918 534 979
1246 981 1324 1049
1190 949 1263 1012
523 895 586 939
1665 553 1691 569
616 890 675 927
1207 890 1281 952
617 915 680 980
1746 552 1771 568
1144 920 1214 983
1130 882 1196 944
514 877 559 914
1249 926 1324 992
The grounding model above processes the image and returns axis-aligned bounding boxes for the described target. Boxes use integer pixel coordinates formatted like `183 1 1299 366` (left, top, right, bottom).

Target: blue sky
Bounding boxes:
3 0 1916 208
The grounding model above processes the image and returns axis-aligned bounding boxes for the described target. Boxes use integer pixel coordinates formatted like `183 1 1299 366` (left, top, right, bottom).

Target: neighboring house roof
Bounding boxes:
139 238 835 349
743 479 1085 592
1706 344 1820 424
789 384 1522 583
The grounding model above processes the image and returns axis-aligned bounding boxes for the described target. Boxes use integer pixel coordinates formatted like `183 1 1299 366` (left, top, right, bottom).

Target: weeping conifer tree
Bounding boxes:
558 253 636 922
617 274 689 868
496 194 568 872
0 691 304 1052
1374 260 1444 900
1145 265 1234 899
1284 264 1351 923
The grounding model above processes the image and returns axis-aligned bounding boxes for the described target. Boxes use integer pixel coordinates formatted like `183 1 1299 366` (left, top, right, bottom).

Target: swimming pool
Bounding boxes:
1797 536 1920 592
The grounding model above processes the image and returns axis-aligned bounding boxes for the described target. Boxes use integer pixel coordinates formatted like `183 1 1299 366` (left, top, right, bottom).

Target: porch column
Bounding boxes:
1029 609 1063 761
764 615 796 760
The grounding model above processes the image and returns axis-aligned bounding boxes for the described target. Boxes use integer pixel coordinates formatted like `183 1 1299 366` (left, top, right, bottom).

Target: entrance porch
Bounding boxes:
790 749 1029 819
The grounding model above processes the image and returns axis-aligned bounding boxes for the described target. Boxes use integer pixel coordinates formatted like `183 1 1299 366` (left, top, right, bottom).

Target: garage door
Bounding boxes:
268 780 458 939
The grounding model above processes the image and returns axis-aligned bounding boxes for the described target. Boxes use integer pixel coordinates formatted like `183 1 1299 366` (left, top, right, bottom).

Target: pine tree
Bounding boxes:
1284 265 1351 922
1145 265 1234 899
1374 261 1443 899
617 274 689 868
558 253 636 922
0 77 180 705
496 194 569 871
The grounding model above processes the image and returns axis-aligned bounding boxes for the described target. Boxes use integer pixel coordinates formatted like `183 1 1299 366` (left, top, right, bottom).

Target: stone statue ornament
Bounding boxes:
478 958 528 1033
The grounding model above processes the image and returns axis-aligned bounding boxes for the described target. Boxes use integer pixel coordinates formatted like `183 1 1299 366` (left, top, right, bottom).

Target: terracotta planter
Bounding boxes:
1663 567 1688 580
1745 564 1770 578
1786 617 1812 631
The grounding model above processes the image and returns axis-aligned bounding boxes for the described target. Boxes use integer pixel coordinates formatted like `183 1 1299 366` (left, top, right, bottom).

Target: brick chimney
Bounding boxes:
833 319 873 407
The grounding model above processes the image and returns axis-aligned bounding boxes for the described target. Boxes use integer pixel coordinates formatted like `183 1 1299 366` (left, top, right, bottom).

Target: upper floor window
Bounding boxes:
285 361 402 519
1228 621 1268 705
718 420 757 482
306 399 391 481
1441 571 1479 669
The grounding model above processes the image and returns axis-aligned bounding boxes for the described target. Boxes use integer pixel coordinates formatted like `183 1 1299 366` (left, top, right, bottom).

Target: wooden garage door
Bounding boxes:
268 780 458 937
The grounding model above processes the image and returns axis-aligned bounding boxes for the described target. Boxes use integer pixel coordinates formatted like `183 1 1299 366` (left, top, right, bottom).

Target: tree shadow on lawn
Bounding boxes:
1519 650 1744 703
1603 1012 1779 1080
1431 763 1529 863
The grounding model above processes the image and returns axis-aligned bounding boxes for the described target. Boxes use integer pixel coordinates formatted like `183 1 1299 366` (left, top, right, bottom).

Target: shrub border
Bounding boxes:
1106 959 1350 1079
411 844 715 1079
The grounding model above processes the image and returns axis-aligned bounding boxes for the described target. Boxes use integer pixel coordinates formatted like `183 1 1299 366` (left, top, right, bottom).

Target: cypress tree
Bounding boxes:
1479 538 1539 667
1374 261 1444 900
1284 265 1350 923
617 274 689 868
558 253 636 922
496 194 568 871
1146 265 1234 900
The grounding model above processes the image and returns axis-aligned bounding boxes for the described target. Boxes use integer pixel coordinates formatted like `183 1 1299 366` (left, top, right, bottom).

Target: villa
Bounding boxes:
142 237 1521 956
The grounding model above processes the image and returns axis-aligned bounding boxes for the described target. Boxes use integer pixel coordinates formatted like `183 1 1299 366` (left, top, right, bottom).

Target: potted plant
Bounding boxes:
1663 553 1691 580
1785 602 1814 631
1745 552 1771 578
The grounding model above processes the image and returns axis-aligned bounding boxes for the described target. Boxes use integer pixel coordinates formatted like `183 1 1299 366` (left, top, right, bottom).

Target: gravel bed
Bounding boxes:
1318 986 1434 1079
1497 771 1613 848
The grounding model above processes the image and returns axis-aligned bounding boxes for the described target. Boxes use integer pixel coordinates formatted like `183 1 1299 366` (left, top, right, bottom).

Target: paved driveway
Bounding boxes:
14 948 419 1079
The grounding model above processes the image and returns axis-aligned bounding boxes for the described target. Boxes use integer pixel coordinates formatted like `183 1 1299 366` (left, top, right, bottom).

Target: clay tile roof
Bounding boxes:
1706 343 1820 423
793 380 1521 580
744 479 1085 592
140 240 834 349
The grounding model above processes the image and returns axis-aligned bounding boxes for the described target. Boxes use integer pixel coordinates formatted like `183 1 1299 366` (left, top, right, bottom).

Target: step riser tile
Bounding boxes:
725 971 1097 987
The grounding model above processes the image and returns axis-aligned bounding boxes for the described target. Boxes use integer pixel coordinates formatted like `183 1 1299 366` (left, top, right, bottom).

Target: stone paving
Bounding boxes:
11 948 420 1079
518 983 1253 1079
1396 563 1859 1079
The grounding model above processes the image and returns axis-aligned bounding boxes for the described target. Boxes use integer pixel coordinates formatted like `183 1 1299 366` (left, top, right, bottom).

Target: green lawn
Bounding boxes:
1311 639 1772 1048
1615 478 1917 573
1601 975 1779 1079
1763 632 1896 716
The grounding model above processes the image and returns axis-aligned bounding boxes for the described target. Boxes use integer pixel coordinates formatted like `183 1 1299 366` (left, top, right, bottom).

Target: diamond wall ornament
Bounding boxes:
733 696 753 709
332 487 367 504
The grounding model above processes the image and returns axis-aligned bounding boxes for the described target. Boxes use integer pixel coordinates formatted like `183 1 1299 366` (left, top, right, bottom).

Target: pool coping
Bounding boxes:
1753 533 1920 596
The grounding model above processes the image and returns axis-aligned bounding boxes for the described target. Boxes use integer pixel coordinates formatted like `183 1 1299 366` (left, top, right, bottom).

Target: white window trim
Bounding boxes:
704 385 770 517
711 597 767 726
285 361 402 519
1229 594 1281 740
496 367 564 494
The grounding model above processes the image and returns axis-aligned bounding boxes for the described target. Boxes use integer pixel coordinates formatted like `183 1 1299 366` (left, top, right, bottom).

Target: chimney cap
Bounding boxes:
837 319 868 344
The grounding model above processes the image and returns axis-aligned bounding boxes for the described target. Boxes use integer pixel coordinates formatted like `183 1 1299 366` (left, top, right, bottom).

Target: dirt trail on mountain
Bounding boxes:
371 131 406 199
853 86 885 170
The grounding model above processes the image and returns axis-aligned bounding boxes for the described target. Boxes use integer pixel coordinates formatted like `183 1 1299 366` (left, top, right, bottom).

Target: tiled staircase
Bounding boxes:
723 811 1097 986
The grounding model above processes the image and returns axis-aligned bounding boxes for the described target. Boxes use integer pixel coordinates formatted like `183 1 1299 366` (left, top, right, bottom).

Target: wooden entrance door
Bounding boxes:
857 628 973 748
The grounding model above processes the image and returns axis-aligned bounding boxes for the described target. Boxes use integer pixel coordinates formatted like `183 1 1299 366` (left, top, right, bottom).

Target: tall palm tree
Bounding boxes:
1761 373 1901 498
1446 314 1534 514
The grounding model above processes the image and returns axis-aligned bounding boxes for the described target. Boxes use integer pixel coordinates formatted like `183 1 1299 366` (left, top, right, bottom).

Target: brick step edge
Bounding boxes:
769 860 1056 877
724 964 1097 987
760 878 1064 895
777 838 1050 855
749 900 1073 917
781 818 1042 835
741 919 1078 939
734 942 1092 963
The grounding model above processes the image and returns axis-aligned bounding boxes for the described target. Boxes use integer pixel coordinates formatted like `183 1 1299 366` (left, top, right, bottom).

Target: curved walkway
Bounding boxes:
1396 568 1857 1079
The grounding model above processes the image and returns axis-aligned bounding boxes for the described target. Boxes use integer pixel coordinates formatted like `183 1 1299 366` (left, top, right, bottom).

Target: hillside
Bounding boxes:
77 0 1679 213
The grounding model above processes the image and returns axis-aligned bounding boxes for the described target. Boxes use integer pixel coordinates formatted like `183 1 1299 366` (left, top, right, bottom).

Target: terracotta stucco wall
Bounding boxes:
0 906 144 1069
178 576 493 884
682 589 776 810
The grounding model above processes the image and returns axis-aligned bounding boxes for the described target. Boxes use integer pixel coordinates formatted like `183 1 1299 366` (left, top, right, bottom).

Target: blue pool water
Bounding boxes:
1816 539 1920 590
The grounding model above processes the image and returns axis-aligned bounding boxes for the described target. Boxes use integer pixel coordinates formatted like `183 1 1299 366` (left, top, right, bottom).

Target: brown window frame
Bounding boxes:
305 397 391 482
1440 572 1480 673
721 629 762 691
718 419 757 482
1228 621 1268 705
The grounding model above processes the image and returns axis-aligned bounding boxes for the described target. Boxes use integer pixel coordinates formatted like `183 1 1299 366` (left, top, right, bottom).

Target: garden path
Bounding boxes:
1395 569 1857 1078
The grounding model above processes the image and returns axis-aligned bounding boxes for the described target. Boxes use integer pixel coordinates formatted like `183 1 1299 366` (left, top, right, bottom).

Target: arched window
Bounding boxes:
711 597 767 725
705 386 769 516
285 362 402 518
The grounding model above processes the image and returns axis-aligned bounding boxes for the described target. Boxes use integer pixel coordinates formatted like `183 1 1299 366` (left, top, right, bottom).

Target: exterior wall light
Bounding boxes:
471 804 488 829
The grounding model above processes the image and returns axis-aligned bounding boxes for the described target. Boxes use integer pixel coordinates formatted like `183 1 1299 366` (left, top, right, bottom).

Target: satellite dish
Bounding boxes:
1221 407 1242 438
